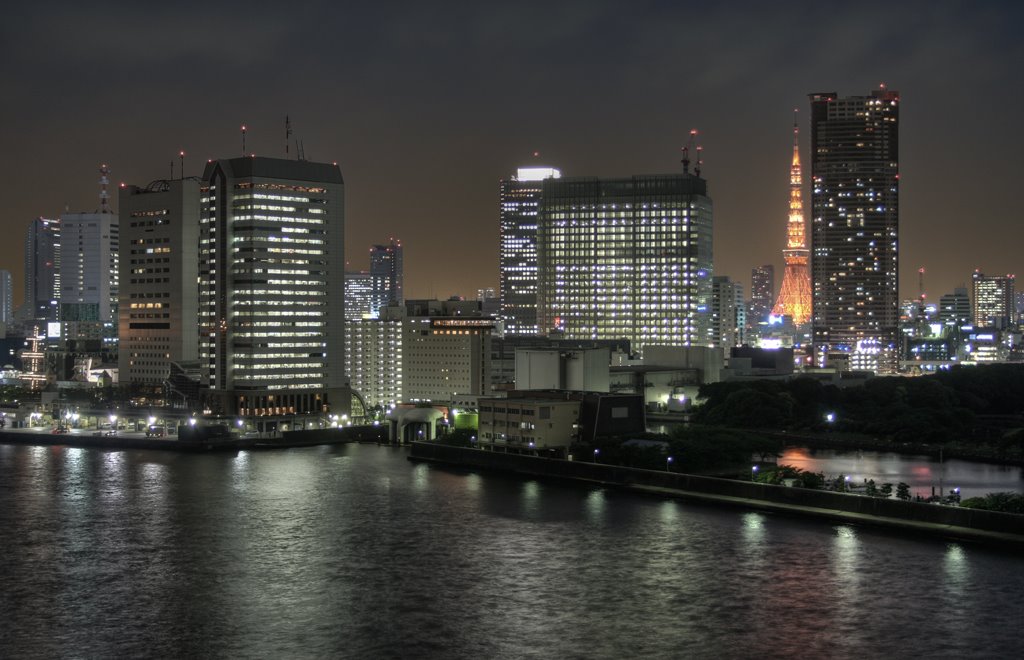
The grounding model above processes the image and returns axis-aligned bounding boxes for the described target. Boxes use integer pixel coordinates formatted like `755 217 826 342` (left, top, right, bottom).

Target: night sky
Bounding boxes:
2 1 1021 307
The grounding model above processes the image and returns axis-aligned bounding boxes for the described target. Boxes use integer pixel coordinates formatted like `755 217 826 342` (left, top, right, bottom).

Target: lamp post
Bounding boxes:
751 465 758 482
844 475 851 492
593 448 600 464
666 456 674 472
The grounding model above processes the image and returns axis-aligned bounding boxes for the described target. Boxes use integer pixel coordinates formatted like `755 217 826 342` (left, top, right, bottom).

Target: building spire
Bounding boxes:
772 113 811 325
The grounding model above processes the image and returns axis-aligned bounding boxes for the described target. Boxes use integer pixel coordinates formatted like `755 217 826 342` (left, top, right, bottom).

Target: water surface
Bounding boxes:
1 443 1020 658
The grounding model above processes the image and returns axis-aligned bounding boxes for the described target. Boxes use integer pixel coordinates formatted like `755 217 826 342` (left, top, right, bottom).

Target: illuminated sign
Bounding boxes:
430 318 496 329
516 167 561 182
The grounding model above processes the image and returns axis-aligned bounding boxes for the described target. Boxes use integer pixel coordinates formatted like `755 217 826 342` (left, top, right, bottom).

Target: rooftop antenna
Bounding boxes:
298 139 305 161
695 144 704 178
681 129 697 174
170 159 174 180
99 164 111 213
286 115 292 157
241 124 247 155
179 150 185 180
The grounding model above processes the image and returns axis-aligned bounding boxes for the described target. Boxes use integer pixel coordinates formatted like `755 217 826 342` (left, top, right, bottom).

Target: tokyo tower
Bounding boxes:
772 115 812 325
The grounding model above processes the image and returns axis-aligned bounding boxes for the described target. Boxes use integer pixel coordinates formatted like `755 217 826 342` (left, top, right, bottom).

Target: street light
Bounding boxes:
844 475 851 492
751 465 759 482
189 417 197 427
593 448 600 463
667 456 674 472
825 412 836 424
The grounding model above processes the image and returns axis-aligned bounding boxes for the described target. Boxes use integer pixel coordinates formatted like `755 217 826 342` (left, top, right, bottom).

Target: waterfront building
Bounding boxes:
500 166 561 335
344 305 403 409
536 164 713 354
401 299 494 405
199 156 346 421
772 118 812 326
749 265 775 328
19 217 60 324
810 87 900 373
478 396 581 449
118 178 200 387
971 271 1016 328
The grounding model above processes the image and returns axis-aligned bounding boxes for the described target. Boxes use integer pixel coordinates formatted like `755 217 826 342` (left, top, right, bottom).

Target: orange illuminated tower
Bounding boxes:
772 114 811 325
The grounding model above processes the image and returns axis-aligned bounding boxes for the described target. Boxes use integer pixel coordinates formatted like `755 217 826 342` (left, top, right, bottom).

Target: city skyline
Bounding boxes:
1 2 1021 307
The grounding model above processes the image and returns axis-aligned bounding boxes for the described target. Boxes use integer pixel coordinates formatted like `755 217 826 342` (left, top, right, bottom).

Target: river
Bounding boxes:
1 443 1021 658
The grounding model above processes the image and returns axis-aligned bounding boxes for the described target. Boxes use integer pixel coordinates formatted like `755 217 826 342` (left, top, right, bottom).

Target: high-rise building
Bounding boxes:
58 164 119 344
500 166 561 335
118 178 200 387
711 276 746 348
19 217 60 323
938 287 970 328
971 271 1016 328
344 270 374 320
345 239 404 320
537 167 713 354
772 117 811 325
59 213 119 342
0 270 13 326
370 239 403 310
749 265 775 328
199 156 345 421
345 305 403 409
810 87 900 372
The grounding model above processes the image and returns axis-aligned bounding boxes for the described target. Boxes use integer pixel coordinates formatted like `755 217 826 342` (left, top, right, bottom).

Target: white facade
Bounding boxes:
401 316 493 403
58 211 118 344
345 316 403 408
514 348 610 392
537 173 713 353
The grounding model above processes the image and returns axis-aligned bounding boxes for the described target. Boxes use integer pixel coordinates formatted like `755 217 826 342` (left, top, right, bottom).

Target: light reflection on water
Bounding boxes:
780 447 1024 498
0 443 1021 658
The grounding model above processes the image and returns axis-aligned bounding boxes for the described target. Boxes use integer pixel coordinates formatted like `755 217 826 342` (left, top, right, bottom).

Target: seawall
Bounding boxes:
409 442 1024 547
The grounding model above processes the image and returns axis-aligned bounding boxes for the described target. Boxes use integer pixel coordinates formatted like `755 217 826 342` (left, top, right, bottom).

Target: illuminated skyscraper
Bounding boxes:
344 270 374 320
500 166 561 335
749 265 775 327
537 164 713 353
772 117 811 325
199 157 345 421
810 87 900 372
971 271 1015 328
